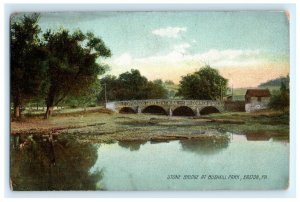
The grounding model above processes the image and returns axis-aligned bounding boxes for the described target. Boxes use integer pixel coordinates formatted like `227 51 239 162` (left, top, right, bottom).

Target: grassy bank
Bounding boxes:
11 107 289 143
199 110 289 136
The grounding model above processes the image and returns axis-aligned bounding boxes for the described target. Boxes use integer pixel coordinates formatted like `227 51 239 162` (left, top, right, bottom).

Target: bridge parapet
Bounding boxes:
116 99 223 107
106 99 224 116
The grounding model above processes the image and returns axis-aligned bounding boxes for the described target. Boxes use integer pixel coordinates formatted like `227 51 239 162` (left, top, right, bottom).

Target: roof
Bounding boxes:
245 89 271 97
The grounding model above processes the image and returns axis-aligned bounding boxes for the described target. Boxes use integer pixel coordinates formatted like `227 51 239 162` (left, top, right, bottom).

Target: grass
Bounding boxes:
201 110 289 139
11 107 289 143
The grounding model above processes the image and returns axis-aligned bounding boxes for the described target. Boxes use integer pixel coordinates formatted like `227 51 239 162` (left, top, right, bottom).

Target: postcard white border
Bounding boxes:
1 3 297 199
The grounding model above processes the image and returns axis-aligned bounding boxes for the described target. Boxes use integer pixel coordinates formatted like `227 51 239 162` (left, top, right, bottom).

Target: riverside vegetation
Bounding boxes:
11 107 289 144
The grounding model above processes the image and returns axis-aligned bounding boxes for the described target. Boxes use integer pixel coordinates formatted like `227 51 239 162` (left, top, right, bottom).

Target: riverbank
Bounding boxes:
10 107 289 143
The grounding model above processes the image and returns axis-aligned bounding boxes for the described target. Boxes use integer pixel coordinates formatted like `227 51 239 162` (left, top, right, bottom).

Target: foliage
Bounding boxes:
65 80 102 109
164 80 175 85
145 80 168 99
163 80 178 99
10 13 47 118
116 69 148 99
10 14 112 119
177 65 228 100
98 75 119 101
269 79 290 111
43 29 111 118
99 69 168 101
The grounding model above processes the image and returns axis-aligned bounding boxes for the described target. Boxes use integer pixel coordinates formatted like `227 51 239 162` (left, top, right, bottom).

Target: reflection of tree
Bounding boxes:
180 135 230 155
118 140 147 151
10 134 102 190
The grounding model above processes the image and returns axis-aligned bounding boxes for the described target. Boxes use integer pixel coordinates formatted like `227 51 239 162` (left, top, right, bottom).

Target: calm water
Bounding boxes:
10 133 289 191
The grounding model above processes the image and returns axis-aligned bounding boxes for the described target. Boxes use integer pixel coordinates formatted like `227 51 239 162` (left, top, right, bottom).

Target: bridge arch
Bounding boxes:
200 106 220 115
119 107 136 114
106 99 225 116
142 105 167 115
173 106 195 116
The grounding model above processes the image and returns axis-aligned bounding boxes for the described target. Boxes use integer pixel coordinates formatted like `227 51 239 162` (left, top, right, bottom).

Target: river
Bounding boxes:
10 132 289 191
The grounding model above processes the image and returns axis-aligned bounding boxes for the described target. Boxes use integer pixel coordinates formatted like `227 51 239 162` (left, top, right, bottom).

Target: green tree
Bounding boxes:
66 80 102 110
43 29 111 118
177 65 228 100
99 69 148 101
99 69 169 101
269 77 290 111
10 13 47 119
118 69 148 99
144 80 168 99
98 75 119 102
164 80 175 85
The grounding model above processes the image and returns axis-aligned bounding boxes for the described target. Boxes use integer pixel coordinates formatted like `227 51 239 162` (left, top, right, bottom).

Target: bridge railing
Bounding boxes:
107 99 224 106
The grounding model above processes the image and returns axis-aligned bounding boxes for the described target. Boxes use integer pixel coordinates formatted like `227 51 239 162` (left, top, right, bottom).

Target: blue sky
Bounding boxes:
21 11 290 87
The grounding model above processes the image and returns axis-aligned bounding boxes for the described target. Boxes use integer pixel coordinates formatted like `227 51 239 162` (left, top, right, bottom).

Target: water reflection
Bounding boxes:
118 140 147 151
180 135 230 155
10 131 289 191
245 133 272 141
10 134 102 191
92 136 289 190
245 132 289 142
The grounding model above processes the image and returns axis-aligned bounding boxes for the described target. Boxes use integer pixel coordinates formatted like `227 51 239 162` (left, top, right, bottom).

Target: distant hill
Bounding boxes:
259 76 289 88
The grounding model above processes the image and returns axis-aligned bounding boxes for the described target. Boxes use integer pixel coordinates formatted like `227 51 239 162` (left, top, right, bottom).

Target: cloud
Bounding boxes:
173 43 191 54
152 26 187 38
187 49 261 67
114 53 132 66
114 47 260 67
135 42 191 64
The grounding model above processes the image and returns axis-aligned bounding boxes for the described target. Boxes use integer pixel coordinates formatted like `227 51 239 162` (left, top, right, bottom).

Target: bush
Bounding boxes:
269 81 289 111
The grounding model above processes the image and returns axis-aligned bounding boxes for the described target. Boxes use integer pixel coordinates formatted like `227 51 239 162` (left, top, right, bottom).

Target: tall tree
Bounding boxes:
43 29 111 118
269 77 290 111
10 13 47 118
99 69 169 101
177 65 228 100
118 69 148 99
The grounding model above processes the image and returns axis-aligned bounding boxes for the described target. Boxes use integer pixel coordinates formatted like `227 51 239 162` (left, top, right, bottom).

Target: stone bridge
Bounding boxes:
106 99 224 116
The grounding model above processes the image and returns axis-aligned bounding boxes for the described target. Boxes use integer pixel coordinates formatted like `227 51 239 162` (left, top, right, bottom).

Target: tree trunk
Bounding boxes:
44 106 54 119
14 105 20 119
13 94 21 119
45 87 55 119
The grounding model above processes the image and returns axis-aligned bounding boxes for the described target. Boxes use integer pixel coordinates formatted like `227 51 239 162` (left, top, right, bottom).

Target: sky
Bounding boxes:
18 11 290 88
